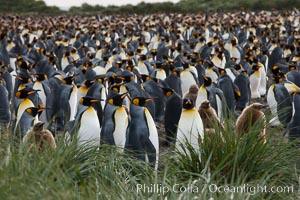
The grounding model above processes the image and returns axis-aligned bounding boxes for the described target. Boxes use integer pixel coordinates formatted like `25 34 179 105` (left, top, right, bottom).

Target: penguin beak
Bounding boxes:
120 93 127 99
145 98 154 103
90 99 101 103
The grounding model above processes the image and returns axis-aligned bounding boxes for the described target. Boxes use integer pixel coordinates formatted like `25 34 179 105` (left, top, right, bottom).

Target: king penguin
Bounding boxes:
175 98 204 156
288 93 300 145
249 64 261 99
0 78 11 127
101 93 129 152
234 70 251 111
162 87 182 146
74 96 102 146
125 97 159 170
14 87 40 137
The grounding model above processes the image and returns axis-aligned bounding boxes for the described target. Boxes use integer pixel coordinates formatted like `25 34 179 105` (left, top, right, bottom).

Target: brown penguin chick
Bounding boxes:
183 84 199 104
23 121 56 152
198 100 225 142
235 103 266 143
198 100 223 129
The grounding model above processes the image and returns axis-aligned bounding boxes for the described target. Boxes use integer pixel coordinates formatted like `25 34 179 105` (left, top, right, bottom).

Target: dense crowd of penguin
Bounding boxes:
0 10 299 168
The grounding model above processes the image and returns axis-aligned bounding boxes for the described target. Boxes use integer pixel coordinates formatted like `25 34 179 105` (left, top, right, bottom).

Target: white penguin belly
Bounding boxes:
176 109 204 153
145 108 159 170
181 70 197 95
267 86 281 126
113 107 129 151
78 107 100 146
250 72 261 99
69 85 78 121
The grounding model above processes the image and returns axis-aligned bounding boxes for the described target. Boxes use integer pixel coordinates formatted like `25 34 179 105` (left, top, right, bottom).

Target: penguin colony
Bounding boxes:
0 10 299 168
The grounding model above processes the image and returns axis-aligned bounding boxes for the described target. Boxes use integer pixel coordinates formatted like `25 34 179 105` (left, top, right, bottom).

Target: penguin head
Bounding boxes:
84 79 95 88
273 75 284 84
289 64 297 71
250 103 265 111
33 121 45 132
16 87 39 99
202 75 212 87
108 93 127 107
161 87 174 97
200 100 210 109
62 75 76 85
33 73 47 81
79 96 102 106
131 97 153 107
25 107 44 117
218 68 226 75
16 74 32 84
188 84 199 94
182 98 195 109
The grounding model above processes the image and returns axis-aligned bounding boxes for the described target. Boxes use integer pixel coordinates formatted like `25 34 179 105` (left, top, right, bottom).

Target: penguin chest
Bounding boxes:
78 107 101 145
138 61 149 75
176 109 204 150
181 70 196 95
61 57 69 71
196 86 208 108
249 72 261 98
259 65 267 96
69 85 78 121
267 85 280 126
33 82 46 106
113 107 129 149
155 69 166 80
205 68 218 83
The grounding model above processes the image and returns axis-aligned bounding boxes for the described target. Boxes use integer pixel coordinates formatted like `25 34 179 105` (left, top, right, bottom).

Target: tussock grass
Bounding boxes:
0 115 299 199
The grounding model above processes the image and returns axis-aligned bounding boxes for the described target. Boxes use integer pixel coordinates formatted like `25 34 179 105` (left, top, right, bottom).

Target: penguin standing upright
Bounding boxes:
288 93 300 145
0 78 10 127
234 70 251 111
125 97 159 170
249 64 261 99
101 93 129 152
235 103 266 143
162 87 182 146
23 121 56 152
32 73 51 127
74 96 101 146
175 98 204 155
14 87 39 136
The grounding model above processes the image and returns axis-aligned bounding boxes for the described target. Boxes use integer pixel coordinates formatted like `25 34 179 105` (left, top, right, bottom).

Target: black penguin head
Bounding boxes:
84 79 95 88
131 97 153 107
108 93 127 107
33 73 47 81
182 98 195 109
25 107 44 117
218 68 226 75
16 75 32 84
202 75 212 87
63 75 76 85
161 87 174 97
16 87 39 99
79 96 102 106
33 121 45 132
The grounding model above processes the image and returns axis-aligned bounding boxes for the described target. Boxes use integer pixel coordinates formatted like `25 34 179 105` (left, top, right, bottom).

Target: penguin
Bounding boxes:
162 87 182 146
234 70 251 111
0 78 10 127
248 64 261 99
175 98 204 155
141 75 166 122
217 68 240 116
125 97 159 170
235 103 266 144
286 65 300 88
198 100 223 131
198 100 224 142
179 62 198 96
205 61 219 83
101 93 129 152
74 96 102 146
14 87 39 136
32 73 51 127
267 77 296 127
183 84 199 105
164 70 182 97
23 121 56 152
288 93 300 145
